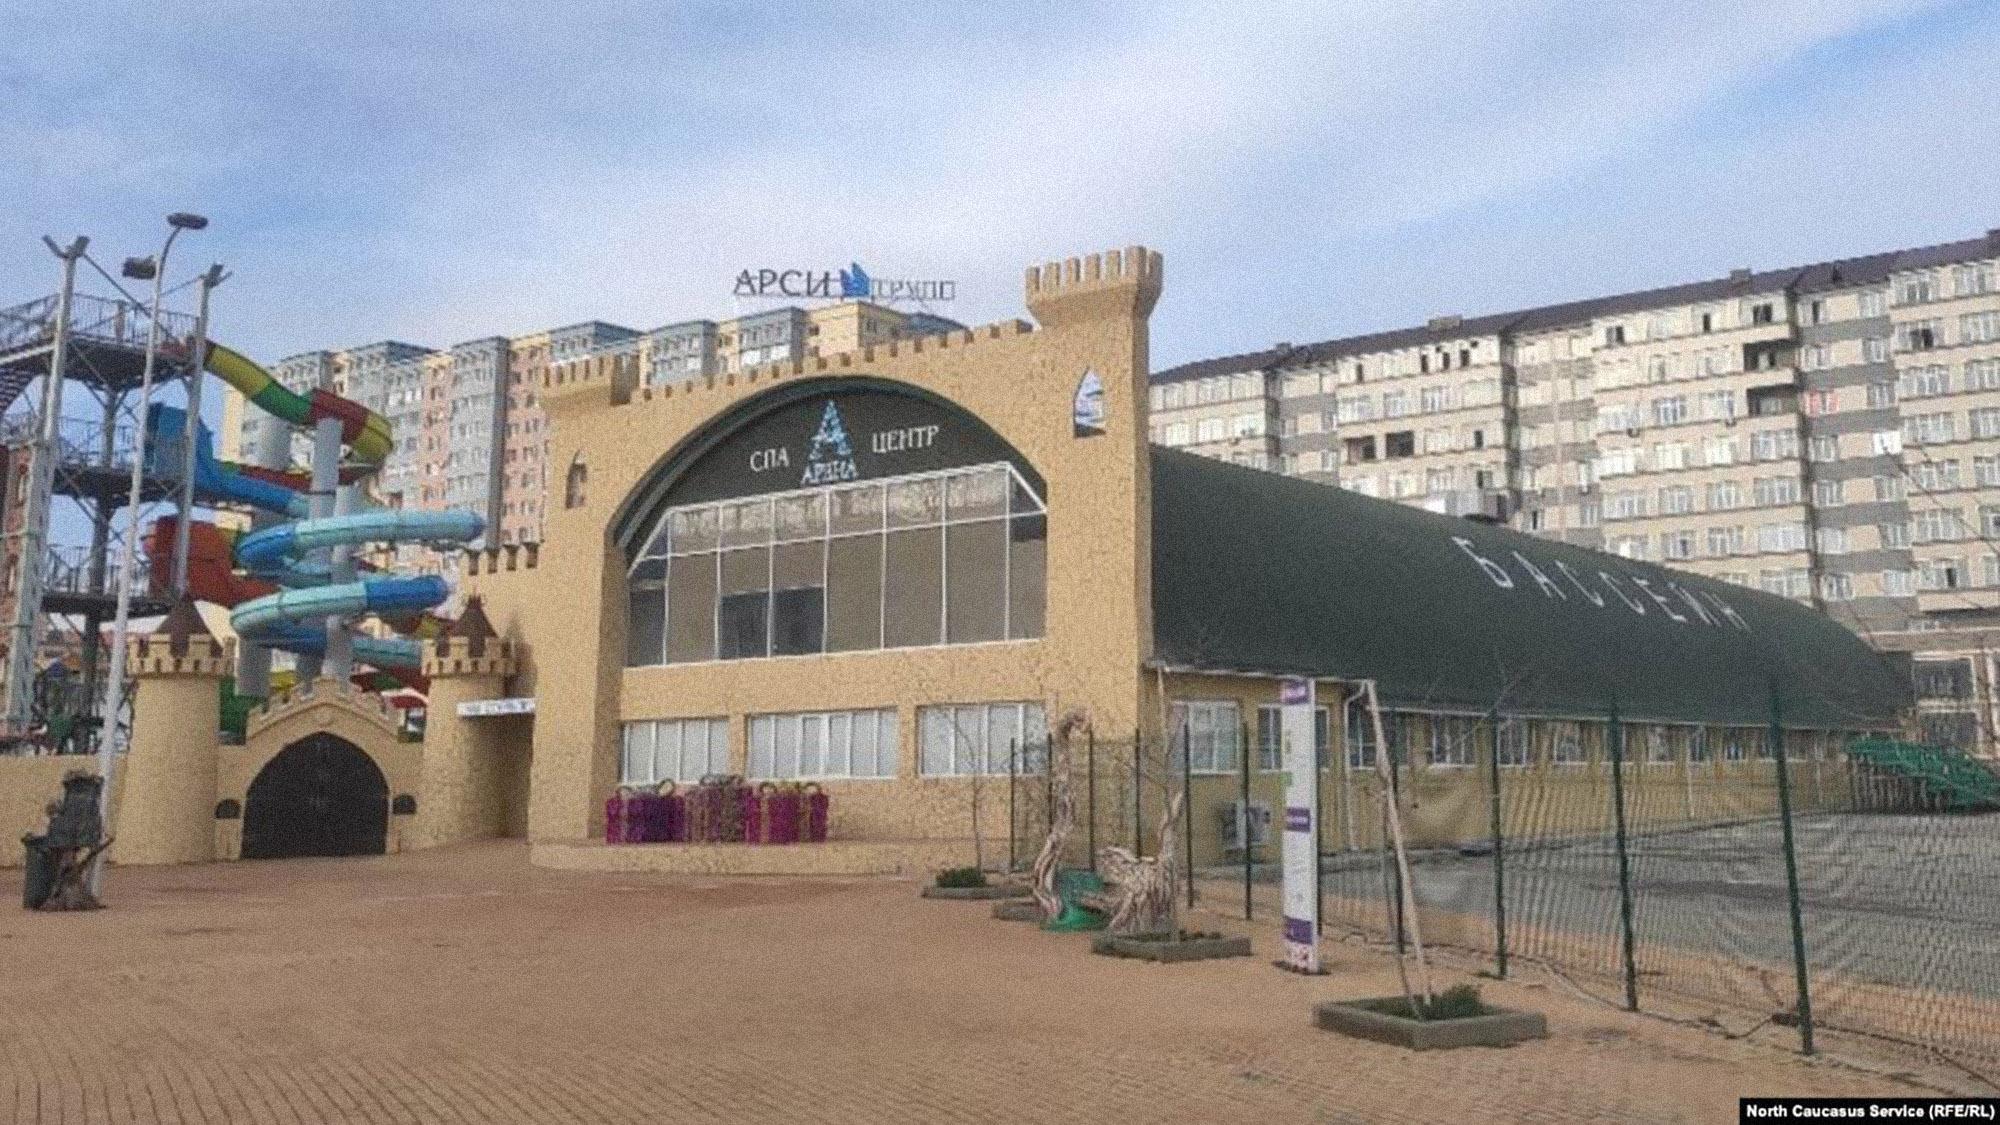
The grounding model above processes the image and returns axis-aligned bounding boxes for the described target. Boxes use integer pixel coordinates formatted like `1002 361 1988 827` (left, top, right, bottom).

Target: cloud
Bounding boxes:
1 0 1991 371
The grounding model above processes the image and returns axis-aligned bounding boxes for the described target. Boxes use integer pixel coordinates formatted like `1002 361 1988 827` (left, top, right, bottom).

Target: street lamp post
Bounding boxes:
171 264 227 595
92 212 206 890
2 236 88 736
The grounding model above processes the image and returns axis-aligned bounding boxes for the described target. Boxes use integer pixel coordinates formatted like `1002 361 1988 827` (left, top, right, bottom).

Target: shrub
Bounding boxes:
935 866 987 889
1354 983 1488 1021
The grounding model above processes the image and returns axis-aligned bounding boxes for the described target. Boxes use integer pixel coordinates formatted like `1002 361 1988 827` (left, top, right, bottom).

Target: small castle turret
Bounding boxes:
117 599 230 865
416 597 523 847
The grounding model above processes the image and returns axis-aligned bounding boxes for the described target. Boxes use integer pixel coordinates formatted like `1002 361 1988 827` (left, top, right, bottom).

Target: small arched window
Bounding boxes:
564 455 588 509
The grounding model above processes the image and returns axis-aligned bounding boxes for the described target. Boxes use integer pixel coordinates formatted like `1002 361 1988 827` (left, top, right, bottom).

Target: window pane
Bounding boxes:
771 540 826 656
883 527 943 647
774 717 800 778
986 705 1021 775
886 478 944 528
826 535 883 652
826 712 851 776
1007 514 1046 639
945 520 1006 644
748 716 774 777
952 700 984 768
717 547 771 660
656 721 682 782
670 507 718 553
920 707 952 775
829 483 883 534
626 584 665 666
852 710 879 777
1010 476 1045 515
799 716 824 777
947 467 1008 521
873 710 898 777
719 498 771 547
665 553 717 663
774 492 827 542
622 722 654 784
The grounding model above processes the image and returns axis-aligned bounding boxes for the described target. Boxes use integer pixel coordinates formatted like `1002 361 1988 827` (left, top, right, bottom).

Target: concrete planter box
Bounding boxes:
1091 933 1252 963
991 899 1046 922
921 883 1027 901
1313 998 1547 1050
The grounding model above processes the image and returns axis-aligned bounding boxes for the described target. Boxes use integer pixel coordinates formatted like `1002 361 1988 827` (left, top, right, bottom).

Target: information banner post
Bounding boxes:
1280 677 1320 972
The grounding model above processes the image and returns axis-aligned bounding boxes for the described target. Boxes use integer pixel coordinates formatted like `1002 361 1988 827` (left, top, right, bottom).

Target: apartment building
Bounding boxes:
1153 227 2000 748
219 300 964 554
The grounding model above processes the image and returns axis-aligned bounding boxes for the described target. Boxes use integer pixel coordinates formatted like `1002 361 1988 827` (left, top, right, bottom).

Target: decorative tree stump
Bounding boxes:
1030 712 1089 921
1089 789 1185 935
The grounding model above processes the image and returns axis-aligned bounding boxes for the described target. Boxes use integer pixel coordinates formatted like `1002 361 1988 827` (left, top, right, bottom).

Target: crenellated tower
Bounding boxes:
117 599 231 865
415 597 524 847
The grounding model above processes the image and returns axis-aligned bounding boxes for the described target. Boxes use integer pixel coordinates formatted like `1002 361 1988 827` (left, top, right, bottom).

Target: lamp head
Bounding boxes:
166 212 209 231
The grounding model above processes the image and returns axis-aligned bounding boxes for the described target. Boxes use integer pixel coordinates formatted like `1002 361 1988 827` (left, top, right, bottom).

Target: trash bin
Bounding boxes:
21 835 55 910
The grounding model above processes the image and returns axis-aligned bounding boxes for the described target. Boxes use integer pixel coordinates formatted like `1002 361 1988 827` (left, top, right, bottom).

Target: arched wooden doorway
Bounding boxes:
242 733 389 859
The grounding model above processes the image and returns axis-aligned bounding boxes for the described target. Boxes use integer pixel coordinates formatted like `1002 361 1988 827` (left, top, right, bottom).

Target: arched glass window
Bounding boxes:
564 456 588 509
617 382 1048 667
626 462 1045 666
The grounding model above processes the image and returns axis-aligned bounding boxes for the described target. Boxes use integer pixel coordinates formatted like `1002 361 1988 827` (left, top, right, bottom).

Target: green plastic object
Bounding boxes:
1848 737 2000 811
1042 867 1108 932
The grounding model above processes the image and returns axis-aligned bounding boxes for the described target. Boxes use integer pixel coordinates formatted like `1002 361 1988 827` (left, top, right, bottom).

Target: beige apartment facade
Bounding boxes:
1153 228 2000 751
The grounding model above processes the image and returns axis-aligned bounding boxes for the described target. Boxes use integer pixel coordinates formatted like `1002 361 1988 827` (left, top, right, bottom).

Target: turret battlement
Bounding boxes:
463 541 540 576
129 597 232 678
423 635 517 679
1024 245 1163 327
127 632 233 678
541 350 640 411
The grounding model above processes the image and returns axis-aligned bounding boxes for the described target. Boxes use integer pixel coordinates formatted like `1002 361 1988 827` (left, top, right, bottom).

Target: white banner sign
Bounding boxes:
456 697 536 718
1280 677 1319 972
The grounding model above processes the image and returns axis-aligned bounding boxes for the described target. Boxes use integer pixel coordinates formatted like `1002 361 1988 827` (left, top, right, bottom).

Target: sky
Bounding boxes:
4 0 1999 376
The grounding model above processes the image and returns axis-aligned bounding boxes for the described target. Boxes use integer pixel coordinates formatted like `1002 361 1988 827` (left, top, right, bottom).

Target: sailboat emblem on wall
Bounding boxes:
1073 369 1106 437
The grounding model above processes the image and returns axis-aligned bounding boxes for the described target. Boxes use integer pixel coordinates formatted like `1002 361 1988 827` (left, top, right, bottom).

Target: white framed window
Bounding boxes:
748 708 898 779
1255 704 1331 771
1169 700 1242 774
1428 716 1477 768
1495 719 1530 767
621 717 730 785
918 702 1047 776
1549 722 1586 767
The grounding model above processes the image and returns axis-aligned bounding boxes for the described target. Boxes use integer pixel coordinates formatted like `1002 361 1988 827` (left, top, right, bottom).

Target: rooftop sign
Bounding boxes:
732 262 955 305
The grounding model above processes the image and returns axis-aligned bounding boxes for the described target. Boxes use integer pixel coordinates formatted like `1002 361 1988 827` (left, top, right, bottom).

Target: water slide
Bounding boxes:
147 339 483 677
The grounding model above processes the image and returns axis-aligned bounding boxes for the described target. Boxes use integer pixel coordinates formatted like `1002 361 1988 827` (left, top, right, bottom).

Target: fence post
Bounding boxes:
1770 683 1816 1056
1486 716 1508 980
1241 719 1253 921
1183 720 1196 911
1008 737 1018 873
1132 727 1143 858
1086 727 1097 874
1389 717 1406 954
1607 701 1641 1012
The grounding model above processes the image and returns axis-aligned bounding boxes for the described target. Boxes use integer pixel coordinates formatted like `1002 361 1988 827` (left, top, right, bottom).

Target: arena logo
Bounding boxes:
731 261 956 304
800 402 858 486
1450 537 1752 633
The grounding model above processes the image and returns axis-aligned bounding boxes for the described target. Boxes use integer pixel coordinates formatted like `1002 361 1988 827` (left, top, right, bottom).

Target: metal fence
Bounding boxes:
1306 720 1995 1078
1000 716 1999 1080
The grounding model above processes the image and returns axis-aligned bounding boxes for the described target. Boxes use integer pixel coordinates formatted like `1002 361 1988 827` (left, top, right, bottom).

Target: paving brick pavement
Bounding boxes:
0 843 1941 1124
